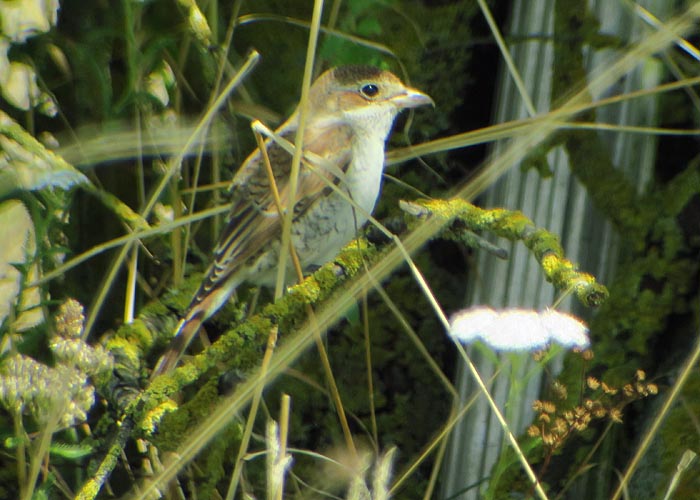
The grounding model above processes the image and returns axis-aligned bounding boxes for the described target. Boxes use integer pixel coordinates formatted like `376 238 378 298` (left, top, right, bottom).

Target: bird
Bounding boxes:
153 65 433 376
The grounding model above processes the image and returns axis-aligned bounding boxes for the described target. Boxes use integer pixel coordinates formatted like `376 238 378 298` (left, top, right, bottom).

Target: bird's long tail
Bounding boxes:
150 262 243 380
151 313 203 379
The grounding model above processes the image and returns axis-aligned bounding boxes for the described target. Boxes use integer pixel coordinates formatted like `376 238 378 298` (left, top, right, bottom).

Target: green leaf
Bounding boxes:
49 441 95 460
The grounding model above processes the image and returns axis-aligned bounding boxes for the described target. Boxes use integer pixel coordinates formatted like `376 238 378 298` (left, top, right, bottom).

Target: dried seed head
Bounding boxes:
587 377 600 390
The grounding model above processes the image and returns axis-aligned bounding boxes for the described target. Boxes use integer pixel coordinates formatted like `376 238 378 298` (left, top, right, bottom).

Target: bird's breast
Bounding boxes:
289 134 386 268
343 134 386 213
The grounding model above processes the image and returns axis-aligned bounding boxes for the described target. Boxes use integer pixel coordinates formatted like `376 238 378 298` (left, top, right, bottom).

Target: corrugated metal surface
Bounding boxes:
441 1 668 498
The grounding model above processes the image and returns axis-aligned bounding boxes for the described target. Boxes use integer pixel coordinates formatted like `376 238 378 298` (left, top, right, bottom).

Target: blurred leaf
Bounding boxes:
146 61 175 107
0 200 43 334
0 0 59 43
48 441 95 460
0 111 89 195
0 60 41 111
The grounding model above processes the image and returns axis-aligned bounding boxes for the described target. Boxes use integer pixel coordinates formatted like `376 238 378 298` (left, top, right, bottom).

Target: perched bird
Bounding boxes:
153 65 433 376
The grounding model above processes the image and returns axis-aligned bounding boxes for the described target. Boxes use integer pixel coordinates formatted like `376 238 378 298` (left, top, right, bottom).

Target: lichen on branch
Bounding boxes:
400 198 608 307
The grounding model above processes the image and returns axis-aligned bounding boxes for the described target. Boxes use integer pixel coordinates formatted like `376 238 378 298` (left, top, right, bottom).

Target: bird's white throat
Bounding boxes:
342 104 399 214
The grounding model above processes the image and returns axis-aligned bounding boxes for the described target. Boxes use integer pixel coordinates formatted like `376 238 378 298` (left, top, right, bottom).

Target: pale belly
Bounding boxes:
245 139 385 288
293 185 377 266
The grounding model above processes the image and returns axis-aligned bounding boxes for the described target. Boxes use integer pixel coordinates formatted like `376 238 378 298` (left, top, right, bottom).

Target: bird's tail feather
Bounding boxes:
150 273 240 379
151 314 203 379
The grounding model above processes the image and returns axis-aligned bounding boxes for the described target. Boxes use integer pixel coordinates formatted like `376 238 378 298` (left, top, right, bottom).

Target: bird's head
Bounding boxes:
307 65 433 139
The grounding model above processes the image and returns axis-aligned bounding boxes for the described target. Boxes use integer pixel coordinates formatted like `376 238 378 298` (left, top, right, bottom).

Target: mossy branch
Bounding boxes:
400 198 609 307
90 192 610 496
159 241 371 382
76 237 379 499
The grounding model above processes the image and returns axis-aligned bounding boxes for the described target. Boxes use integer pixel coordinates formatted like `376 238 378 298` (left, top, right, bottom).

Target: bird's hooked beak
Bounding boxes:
390 87 434 109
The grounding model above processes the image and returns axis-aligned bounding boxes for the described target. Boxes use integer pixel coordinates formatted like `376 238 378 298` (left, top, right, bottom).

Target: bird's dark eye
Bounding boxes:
360 83 379 98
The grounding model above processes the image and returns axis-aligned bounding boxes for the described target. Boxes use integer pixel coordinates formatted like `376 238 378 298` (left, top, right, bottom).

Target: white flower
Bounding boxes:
539 309 590 348
449 306 589 351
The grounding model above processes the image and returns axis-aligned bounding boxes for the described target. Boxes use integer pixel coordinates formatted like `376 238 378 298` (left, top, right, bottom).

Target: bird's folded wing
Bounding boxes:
190 122 354 307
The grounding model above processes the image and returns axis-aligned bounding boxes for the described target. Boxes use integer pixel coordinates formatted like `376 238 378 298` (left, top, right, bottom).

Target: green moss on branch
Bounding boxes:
401 198 608 307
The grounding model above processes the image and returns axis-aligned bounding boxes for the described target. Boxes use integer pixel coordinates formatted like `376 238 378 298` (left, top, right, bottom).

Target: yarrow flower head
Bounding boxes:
448 306 589 351
0 354 94 427
51 299 113 377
